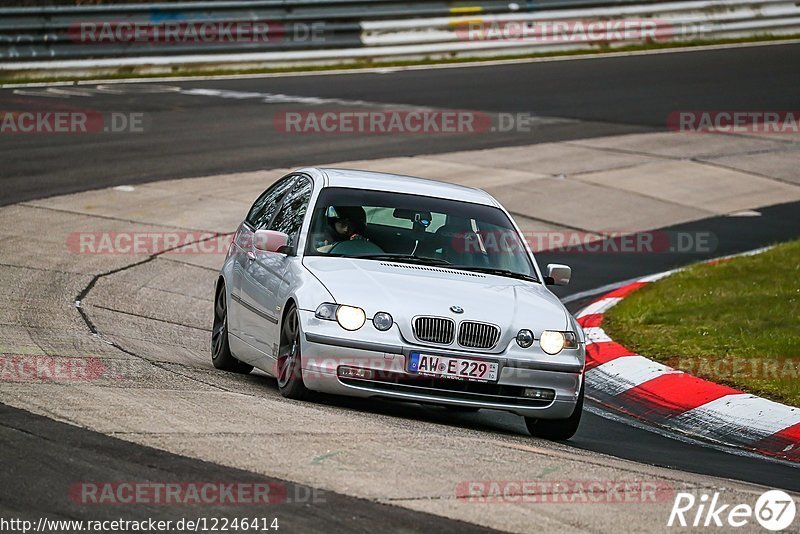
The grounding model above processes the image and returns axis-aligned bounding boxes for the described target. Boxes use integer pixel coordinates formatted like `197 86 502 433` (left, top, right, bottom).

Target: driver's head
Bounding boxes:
326 206 366 239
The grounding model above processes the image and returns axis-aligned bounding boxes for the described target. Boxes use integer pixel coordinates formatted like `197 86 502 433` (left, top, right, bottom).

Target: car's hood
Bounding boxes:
303 256 568 350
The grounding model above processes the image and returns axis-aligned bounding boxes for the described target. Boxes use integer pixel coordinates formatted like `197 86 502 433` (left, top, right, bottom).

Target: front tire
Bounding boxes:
525 380 584 441
276 304 311 400
211 281 253 374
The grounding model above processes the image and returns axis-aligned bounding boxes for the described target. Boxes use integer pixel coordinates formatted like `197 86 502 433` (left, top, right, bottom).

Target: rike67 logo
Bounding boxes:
668 490 796 531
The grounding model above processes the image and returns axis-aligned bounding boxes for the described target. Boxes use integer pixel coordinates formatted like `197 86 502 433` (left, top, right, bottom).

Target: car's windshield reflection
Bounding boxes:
304 187 537 281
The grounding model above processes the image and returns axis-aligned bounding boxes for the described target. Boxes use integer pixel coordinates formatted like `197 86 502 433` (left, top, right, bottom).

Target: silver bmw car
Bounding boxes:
213 168 586 440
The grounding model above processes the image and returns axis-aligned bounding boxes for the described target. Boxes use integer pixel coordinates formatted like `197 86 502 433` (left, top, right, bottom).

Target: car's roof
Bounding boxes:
299 167 500 207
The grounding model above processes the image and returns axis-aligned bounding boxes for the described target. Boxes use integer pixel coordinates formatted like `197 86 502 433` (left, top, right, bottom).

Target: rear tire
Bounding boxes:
211 281 253 374
276 304 311 400
525 380 584 441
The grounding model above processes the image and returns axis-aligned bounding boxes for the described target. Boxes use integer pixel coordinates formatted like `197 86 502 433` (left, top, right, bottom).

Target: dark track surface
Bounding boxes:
2 42 799 206
2 43 799 529
541 200 800 299
0 403 498 533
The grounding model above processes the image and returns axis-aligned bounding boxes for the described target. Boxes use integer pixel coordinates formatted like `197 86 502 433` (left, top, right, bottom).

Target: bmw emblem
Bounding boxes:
450 305 464 314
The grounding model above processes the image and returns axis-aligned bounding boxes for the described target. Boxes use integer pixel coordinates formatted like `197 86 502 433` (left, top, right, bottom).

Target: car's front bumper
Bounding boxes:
298 310 583 419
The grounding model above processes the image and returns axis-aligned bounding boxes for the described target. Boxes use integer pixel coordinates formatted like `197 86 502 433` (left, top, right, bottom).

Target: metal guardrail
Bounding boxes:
0 0 798 74
0 0 518 60
362 0 800 49
0 0 673 61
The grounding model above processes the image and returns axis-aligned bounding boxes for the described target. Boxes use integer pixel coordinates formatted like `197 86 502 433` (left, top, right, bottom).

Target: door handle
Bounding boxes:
247 251 256 261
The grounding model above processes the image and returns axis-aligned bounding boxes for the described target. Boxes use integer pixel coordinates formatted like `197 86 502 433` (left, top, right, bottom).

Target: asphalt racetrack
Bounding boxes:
3 42 800 205
1 42 799 532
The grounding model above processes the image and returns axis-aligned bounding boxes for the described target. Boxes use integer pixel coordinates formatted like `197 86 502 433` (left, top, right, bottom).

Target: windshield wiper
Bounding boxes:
356 254 452 265
452 266 539 283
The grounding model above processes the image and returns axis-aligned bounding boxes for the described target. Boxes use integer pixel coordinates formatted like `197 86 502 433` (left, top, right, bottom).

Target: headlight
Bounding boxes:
539 330 578 355
314 303 367 331
336 305 366 331
516 329 534 348
539 331 564 354
372 312 393 331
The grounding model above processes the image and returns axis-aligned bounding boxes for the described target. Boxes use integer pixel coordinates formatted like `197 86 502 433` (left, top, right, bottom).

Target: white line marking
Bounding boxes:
575 297 622 318
673 394 800 440
637 271 674 283
727 210 762 217
12 89 66 98
94 84 182 94
587 355 677 396
175 87 572 129
178 87 435 110
43 87 96 97
583 326 612 344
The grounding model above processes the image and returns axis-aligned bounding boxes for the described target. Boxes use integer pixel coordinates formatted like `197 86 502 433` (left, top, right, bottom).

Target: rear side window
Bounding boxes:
246 175 297 229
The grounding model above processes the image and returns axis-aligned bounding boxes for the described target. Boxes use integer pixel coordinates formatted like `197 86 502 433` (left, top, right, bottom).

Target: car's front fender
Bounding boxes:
280 258 336 317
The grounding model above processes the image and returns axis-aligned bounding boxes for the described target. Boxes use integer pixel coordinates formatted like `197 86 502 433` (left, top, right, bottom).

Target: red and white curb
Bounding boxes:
576 250 800 463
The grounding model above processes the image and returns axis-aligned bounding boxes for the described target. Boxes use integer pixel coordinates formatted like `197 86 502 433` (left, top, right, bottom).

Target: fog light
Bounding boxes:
516 329 534 348
372 312 393 331
522 388 555 401
338 366 374 380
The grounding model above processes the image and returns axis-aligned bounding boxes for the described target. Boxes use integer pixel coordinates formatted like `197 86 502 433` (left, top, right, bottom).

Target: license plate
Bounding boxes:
408 352 498 382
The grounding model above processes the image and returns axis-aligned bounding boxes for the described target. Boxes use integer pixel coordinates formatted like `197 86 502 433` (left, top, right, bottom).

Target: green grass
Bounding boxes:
603 239 800 406
2 34 799 85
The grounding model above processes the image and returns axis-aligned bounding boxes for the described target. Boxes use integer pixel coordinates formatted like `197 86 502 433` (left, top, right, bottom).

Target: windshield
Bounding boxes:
305 187 537 281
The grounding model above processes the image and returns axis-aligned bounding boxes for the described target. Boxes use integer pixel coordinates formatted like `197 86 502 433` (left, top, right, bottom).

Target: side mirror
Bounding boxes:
253 229 292 255
544 264 571 286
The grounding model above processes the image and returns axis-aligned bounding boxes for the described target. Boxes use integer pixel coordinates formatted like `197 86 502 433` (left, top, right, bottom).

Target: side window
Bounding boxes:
246 175 297 229
269 178 313 246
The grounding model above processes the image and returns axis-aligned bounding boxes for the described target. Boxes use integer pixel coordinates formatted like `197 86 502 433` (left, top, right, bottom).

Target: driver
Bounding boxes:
316 206 368 252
